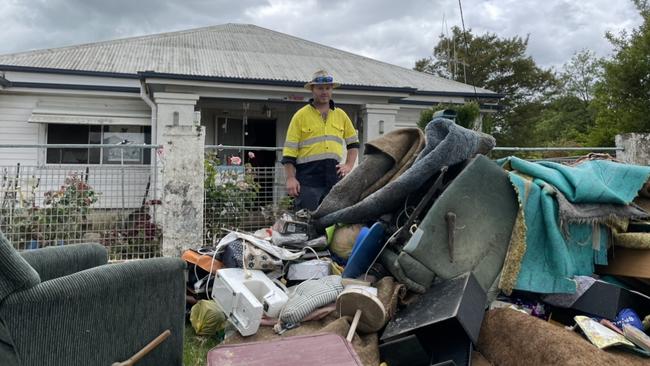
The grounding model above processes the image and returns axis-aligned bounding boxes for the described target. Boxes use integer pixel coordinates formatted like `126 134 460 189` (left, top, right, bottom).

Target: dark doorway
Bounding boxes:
244 119 277 207
244 119 277 167
215 118 277 168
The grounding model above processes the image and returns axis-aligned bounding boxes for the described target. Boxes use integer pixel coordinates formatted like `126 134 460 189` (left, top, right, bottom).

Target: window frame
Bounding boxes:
45 124 152 166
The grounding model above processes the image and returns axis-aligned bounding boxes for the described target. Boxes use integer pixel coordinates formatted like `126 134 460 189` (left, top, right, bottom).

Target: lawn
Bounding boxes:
183 323 223 366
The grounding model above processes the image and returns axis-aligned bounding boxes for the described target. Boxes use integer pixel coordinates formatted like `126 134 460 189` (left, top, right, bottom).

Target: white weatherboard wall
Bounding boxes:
0 92 153 208
395 107 424 129
0 94 41 165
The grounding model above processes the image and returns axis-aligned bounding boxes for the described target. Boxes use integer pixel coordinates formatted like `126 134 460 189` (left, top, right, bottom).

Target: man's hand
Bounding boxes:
286 176 301 197
336 162 354 178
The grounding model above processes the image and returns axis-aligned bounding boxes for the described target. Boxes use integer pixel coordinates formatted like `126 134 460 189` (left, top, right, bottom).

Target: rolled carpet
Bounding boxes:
314 118 495 231
313 127 425 219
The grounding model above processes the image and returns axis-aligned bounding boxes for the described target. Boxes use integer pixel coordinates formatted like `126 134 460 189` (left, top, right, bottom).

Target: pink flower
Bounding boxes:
247 151 256 159
230 156 242 165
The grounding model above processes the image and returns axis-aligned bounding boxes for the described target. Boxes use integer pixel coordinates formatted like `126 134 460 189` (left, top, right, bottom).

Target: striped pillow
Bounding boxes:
280 275 343 325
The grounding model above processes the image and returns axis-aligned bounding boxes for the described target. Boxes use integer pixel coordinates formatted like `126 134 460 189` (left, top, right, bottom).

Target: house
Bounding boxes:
0 23 501 159
0 24 501 209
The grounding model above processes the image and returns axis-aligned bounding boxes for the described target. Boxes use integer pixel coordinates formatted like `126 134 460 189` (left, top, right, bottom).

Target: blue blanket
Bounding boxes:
499 157 650 293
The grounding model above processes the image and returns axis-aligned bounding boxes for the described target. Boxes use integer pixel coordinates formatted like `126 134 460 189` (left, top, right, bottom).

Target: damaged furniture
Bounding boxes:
381 154 518 297
314 118 496 231
0 232 186 366
380 272 486 366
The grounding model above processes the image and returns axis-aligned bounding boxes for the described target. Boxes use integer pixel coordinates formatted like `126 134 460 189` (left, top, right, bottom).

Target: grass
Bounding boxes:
183 323 224 366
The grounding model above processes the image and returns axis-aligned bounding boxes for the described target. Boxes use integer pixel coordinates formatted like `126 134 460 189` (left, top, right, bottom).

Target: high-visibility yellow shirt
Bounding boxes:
282 100 359 187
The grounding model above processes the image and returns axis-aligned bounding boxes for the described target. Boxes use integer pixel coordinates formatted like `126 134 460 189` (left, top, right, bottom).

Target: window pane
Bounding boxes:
143 126 151 165
102 126 146 164
46 124 90 164
89 126 102 164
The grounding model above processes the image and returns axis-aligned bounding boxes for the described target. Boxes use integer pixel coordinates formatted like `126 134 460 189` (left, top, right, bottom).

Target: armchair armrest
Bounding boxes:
19 243 108 281
1 257 186 366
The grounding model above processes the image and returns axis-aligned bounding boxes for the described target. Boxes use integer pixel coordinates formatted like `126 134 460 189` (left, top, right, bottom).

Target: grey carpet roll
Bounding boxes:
314 118 496 230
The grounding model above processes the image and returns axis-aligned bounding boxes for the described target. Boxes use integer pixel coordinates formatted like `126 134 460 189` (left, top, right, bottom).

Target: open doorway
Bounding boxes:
244 119 277 207
244 119 277 167
215 117 277 207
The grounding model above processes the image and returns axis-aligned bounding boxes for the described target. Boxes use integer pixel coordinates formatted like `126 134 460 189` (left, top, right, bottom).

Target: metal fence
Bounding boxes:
1 143 625 255
0 144 162 260
203 145 291 245
489 146 623 163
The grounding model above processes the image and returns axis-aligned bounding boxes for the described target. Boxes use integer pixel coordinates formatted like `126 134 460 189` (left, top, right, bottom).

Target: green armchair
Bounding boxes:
0 232 186 366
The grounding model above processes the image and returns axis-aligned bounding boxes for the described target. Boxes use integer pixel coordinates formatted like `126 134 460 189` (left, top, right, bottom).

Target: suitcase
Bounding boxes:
207 333 363 366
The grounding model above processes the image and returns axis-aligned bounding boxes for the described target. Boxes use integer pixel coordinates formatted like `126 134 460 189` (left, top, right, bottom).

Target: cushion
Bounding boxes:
0 232 40 300
280 275 343 326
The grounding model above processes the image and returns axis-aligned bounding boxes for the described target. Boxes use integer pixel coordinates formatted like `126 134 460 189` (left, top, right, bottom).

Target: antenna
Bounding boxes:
458 0 478 98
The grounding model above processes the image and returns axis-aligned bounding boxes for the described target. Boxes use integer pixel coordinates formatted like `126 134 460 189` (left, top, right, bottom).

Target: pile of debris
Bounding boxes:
185 118 650 366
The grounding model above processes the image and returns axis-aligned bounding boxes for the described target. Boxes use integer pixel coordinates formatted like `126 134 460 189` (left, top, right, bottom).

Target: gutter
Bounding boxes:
138 71 419 94
412 90 505 99
0 64 501 99
0 64 139 79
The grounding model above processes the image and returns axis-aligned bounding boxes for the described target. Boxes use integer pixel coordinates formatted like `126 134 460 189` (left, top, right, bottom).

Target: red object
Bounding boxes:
207 333 363 366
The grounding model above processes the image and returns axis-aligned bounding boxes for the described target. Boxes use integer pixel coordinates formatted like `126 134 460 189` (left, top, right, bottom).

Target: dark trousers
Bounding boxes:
295 185 333 211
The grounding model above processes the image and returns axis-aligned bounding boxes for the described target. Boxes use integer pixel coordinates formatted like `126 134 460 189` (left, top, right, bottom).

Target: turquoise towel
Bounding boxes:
499 157 650 294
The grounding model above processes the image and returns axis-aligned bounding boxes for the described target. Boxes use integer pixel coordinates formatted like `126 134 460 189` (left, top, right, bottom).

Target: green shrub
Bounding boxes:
417 101 481 130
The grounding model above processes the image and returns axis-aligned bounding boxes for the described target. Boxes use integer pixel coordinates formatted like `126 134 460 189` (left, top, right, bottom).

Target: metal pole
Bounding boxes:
121 147 125 227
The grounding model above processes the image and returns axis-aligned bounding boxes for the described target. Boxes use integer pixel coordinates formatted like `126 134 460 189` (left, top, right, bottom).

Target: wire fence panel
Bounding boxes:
0 145 162 260
203 146 292 245
2 143 623 254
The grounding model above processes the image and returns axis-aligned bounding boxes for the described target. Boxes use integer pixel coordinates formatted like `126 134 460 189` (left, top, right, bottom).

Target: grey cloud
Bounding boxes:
0 0 644 70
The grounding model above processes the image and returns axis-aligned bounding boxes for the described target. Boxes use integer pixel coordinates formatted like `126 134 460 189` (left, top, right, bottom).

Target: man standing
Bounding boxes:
281 70 359 210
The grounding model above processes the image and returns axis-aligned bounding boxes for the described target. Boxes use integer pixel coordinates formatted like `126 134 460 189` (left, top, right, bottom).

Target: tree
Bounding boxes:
589 0 650 145
415 27 557 146
532 50 602 147
560 49 602 104
417 102 480 130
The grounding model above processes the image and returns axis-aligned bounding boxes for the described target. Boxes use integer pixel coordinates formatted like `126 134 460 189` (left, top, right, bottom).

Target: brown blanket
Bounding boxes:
361 128 426 198
313 128 425 219
478 308 649 366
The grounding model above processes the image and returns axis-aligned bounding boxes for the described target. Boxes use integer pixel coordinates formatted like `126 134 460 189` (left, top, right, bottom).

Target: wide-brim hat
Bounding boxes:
304 69 341 89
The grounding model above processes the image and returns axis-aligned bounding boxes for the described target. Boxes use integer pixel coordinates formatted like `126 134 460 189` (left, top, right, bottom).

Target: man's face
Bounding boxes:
311 84 333 105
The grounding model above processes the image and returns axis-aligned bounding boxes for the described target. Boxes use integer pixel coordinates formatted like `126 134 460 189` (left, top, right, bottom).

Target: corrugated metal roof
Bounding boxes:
0 24 496 95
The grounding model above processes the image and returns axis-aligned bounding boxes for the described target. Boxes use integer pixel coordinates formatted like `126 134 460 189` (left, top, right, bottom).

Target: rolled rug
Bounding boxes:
313 127 425 219
314 118 496 231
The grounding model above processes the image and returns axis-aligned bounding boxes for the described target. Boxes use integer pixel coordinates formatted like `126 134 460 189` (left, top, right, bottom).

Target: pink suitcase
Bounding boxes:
207 333 363 366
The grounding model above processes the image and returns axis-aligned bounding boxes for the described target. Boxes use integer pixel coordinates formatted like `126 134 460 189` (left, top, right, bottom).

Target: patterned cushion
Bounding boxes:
280 275 343 325
0 232 40 300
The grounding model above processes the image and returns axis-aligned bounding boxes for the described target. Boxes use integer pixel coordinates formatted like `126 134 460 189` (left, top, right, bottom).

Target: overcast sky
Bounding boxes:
0 0 643 71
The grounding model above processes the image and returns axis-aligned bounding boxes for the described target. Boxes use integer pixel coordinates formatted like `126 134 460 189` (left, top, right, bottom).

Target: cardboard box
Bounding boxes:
380 272 486 366
596 247 650 280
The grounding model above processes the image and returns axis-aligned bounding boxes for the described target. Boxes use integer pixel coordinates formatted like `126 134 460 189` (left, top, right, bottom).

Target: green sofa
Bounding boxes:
0 232 186 365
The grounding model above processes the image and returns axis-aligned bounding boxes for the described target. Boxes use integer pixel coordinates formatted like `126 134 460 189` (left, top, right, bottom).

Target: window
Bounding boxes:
46 124 151 164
